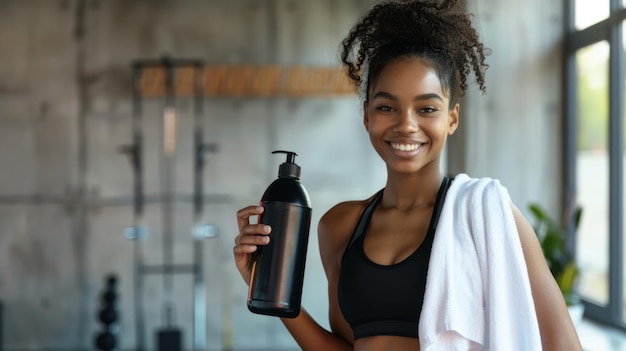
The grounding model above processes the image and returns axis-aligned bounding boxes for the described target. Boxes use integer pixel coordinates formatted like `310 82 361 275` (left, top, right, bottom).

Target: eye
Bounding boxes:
376 105 394 112
420 106 439 114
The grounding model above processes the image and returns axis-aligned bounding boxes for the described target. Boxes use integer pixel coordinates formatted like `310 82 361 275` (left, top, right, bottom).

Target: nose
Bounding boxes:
393 109 419 133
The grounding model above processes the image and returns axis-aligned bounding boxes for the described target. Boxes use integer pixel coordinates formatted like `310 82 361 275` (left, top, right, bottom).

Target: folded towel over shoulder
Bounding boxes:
419 174 542 350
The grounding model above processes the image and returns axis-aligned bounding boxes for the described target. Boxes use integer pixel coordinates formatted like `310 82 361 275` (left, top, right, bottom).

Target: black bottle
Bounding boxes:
248 150 312 318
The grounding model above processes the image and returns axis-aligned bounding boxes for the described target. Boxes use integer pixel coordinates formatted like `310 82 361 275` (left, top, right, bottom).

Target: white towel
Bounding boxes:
418 173 542 350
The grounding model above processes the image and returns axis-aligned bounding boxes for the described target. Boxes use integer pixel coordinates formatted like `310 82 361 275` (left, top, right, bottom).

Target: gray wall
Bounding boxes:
0 0 562 350
454 0 563 215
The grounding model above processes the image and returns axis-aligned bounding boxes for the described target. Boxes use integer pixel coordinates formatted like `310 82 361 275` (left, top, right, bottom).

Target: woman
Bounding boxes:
234 0 582 350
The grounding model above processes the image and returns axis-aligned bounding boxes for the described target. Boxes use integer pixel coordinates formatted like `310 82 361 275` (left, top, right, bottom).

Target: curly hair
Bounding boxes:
340 0 490 104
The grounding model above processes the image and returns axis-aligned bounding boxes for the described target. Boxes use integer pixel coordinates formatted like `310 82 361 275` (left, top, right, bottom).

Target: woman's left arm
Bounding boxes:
511 204 583 351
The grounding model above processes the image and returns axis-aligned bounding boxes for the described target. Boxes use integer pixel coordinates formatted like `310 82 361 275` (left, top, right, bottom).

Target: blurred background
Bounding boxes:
1 0 626 350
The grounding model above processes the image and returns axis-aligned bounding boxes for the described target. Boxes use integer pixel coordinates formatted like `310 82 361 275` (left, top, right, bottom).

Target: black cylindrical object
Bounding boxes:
94 275 119 351
248 150 312 318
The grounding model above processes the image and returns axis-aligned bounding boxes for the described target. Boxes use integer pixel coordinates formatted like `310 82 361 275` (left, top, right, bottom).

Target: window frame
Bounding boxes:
564 0 626 328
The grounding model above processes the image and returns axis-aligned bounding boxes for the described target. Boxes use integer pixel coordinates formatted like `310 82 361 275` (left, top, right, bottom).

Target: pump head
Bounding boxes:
272 150 301 179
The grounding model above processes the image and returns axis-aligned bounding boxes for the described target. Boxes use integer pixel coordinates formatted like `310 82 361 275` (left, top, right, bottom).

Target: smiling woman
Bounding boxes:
363 58 457 176
233 1 583 350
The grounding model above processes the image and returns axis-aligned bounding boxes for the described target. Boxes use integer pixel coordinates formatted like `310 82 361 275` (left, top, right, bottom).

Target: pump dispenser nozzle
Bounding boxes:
272 150 300 179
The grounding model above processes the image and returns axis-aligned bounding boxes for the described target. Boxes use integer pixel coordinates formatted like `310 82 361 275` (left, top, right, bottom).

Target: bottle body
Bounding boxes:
248 178 312 318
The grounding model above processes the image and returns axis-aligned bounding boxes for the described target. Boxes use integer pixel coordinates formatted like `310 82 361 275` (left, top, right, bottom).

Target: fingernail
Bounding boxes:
264 225 271 233
262 236 270 243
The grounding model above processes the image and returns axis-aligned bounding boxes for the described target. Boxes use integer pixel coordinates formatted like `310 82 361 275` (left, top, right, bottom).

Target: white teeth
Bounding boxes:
391 143 421 151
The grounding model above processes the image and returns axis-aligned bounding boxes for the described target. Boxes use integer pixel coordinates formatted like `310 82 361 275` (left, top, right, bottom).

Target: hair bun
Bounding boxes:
340 0 489 97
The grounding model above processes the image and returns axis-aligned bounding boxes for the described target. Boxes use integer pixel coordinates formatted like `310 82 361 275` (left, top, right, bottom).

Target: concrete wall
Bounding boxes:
0 0 562 350
451 0 563 213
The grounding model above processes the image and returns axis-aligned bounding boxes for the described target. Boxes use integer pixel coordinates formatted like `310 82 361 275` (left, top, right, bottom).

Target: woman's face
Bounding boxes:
364 57 459 175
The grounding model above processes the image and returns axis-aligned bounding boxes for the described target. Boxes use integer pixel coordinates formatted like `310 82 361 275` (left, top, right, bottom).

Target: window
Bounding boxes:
575 0 609 30
566 0 626 329
575 41 610 306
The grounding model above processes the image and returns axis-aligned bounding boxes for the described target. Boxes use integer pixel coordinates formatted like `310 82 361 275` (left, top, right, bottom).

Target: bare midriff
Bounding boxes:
353 335 420 351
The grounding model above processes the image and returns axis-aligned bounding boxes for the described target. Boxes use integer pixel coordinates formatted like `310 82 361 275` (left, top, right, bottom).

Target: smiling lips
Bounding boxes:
390 142 423 152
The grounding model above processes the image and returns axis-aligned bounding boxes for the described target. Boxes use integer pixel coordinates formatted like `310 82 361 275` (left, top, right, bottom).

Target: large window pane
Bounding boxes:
576 41 610 306
576 0 609 30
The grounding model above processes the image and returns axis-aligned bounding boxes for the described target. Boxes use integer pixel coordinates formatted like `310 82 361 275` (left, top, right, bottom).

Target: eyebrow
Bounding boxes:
370 91 444 103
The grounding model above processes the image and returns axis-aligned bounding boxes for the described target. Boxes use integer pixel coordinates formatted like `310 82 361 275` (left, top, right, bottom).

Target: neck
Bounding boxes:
382 165 444 211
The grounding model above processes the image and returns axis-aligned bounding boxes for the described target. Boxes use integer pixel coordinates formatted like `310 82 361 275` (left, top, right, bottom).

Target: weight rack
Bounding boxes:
121 57 219 351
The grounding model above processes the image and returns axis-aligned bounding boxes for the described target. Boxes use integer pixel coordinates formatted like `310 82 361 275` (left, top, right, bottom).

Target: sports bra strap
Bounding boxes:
345 189 384 253
429 176 452 234
341 177 453 263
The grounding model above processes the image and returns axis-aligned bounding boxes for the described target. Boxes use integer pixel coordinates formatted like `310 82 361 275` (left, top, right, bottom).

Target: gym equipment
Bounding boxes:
94 275 119 351
123 57 219 351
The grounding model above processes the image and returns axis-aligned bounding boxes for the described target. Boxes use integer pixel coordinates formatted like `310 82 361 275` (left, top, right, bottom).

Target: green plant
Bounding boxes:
528 203 582 306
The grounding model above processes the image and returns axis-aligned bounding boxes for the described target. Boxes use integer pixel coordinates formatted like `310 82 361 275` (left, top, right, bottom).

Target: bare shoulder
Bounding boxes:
319 200 366 235
317 194 375 272
319 200 367 250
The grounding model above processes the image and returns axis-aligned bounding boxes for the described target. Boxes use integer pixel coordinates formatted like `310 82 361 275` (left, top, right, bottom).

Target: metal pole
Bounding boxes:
192 61 207 351
162 58 177 329
131 63 146 351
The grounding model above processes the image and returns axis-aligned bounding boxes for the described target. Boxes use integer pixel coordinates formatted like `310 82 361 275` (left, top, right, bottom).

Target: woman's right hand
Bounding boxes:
233 205 272 286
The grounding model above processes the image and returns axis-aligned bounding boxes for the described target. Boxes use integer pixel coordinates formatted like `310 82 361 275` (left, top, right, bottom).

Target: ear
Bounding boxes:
448 103 460 135
363 100 370 130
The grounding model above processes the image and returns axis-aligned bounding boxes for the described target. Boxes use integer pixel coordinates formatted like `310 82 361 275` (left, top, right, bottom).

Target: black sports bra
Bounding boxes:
337 177 452 340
